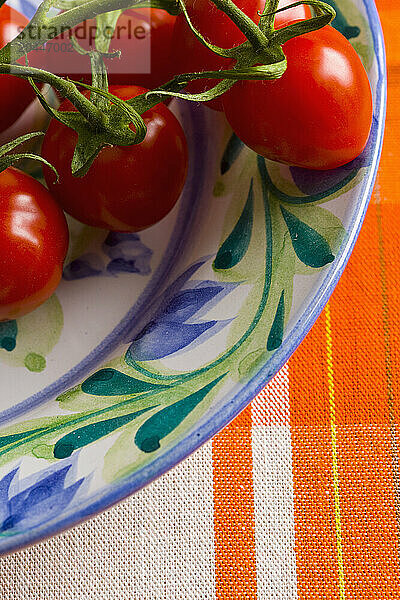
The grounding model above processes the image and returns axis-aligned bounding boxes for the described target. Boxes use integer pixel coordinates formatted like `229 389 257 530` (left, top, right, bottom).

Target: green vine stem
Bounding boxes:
142 0 335 104
2 64 105 128
206 0 271 53
0 131 58 176
0 0 335 85
0 389 161 458
268 1 335 45
0 0 335 172
138 60 287 105
0 62 149 158
258 0 279 34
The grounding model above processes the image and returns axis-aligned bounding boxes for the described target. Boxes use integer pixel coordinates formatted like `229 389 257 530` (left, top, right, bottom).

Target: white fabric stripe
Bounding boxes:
252 425 298 600
252 364 290 425
131 441 216 600
0 442 215 600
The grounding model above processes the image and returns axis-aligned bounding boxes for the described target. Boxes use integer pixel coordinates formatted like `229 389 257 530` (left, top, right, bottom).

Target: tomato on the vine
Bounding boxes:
30 9 177 91
0 167 69 321
0 6 37 132
170 0 311 110
41 85 188 232
223 25 373 170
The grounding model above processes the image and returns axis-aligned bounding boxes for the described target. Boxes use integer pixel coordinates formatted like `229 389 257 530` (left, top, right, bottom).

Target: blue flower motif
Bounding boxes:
0 461 87 535
63 253 104 280
103 232 153 276
126 260 237 361
63 233 152 281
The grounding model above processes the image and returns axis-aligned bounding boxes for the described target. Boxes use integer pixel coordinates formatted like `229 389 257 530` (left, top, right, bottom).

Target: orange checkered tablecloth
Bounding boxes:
0 1 397 598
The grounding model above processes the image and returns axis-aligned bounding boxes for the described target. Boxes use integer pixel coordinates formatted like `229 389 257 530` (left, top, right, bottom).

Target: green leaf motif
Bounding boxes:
213 179 254 271
324 0 361 39
135 374 226 453
0 321 17 352
0 427 48 450
0 295 63 372
53 407 155 459
280 205 335 268
220 133 245 175
267 290 285 351
81 368 166 396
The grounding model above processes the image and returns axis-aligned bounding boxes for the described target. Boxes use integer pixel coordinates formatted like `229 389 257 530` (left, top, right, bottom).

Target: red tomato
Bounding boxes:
223 25 373 169
0 6 37 132
29 9 176 90
0 168 69 321
41 85 188 232
170 0 310 110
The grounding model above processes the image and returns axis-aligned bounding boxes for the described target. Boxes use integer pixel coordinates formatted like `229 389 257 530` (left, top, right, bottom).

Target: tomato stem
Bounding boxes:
0 0 335 172
0 131 58 177
88 52 110 111
258 0 280 34
0 63 105 128
206 0 269 52
269 1 335 45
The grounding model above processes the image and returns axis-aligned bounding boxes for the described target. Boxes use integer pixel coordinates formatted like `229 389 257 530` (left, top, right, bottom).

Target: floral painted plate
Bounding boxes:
0 0 385 553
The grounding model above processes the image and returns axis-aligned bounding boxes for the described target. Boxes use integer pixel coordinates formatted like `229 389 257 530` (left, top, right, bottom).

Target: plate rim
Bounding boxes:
0 0 387 555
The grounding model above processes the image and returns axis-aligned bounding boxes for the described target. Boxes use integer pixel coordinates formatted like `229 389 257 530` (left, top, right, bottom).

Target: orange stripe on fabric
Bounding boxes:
328 199 388 425
288 2 400 595
328 198 400 596
335 423 400 597
289 314 341 599
375 0 400 73
212 404 257 599
372 0 400 535
375 0 400 194
375 200 400 426
375 194 400 514
371 0 400 527
290 200 400 598
380 70 400 183
289 312 332 428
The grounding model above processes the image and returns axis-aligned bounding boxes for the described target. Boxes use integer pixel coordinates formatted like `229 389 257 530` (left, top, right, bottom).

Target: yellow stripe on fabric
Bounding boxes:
325 302 346 600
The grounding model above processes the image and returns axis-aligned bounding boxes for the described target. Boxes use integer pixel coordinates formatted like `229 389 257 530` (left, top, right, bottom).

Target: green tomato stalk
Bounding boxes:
0 0 335 175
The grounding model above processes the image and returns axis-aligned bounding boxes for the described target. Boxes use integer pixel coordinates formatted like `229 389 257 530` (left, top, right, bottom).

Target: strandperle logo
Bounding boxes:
8 17 152 74
16 21 149 46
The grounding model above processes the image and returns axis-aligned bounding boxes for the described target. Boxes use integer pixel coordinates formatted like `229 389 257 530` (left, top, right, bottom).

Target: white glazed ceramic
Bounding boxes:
0 0 385 554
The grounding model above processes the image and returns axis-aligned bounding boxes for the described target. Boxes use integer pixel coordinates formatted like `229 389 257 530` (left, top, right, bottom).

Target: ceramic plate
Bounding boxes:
0 0 385 554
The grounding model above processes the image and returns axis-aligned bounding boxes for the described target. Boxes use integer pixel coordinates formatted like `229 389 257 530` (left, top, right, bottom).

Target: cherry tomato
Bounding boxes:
223 25 373 170
0 6 37 132
41 85 188 232
0 168 69 321
30 9 176 90
170 0 310 110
